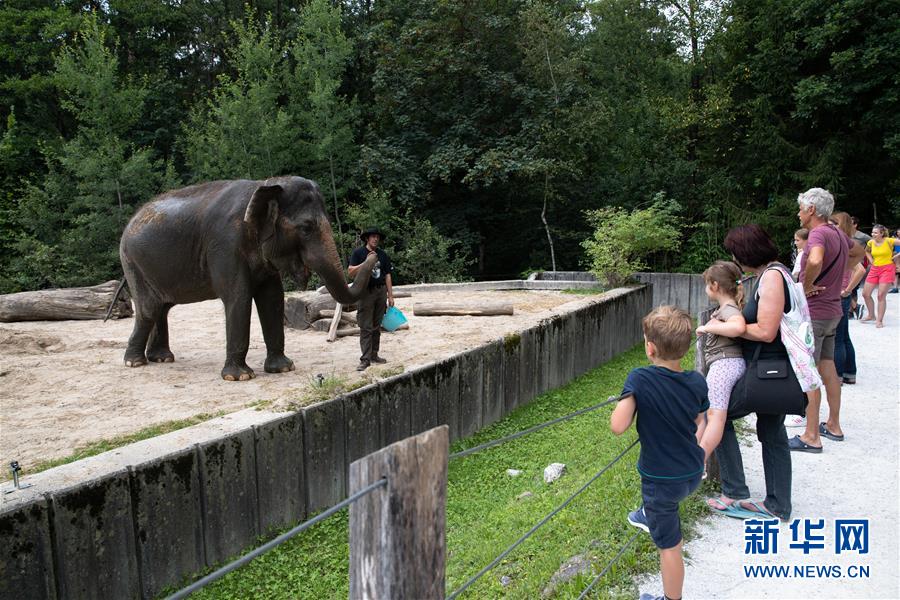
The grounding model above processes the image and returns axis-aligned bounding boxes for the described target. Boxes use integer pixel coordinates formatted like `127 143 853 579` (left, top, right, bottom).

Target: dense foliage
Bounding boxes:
1 0 898 292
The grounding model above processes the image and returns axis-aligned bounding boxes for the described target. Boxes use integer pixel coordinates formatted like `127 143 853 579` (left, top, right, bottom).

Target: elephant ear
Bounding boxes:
243 184 283 242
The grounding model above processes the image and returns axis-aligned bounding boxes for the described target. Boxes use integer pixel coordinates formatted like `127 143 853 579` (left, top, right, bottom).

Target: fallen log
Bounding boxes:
412 302 514 317
318 285 412 299
320 309 357 324
310 318 333 332
0 280 133 322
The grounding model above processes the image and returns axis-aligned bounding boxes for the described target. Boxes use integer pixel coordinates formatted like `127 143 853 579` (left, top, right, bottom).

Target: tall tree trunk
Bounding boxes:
541 172 557 272
329 154 346 261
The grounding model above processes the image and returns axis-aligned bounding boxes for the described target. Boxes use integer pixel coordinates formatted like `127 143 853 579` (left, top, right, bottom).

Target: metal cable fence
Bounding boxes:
165 477 387 600
447 438 640 599
449 394 625 460
168 388 647 598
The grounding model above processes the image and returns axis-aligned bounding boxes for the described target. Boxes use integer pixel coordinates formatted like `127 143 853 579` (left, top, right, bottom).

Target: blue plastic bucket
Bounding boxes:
381 306 408 332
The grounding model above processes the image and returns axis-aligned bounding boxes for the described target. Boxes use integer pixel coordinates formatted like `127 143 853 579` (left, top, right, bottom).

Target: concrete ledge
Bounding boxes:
130 448 203 599
0 497 55 600
1 283 653 599
254 413 306 536
303 399 346 513
51 470 139 599
199 429 260 565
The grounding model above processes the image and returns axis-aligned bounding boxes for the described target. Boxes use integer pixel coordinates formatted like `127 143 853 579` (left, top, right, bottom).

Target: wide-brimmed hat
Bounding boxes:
360 227 385 241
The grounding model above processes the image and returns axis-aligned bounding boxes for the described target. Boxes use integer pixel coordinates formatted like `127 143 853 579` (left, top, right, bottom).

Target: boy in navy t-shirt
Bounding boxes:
610 306 709 600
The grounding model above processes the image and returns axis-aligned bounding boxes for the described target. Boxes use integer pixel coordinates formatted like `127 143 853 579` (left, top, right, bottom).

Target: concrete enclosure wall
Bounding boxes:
0 285 651 600
532 271 711 317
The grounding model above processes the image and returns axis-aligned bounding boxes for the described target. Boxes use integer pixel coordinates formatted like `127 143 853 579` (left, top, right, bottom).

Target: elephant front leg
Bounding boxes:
222 295 255 381
255 277 294 374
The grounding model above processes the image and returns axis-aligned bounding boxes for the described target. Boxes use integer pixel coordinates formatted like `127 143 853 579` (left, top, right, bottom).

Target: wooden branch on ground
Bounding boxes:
0 280 133 322
327 303 343 342
412 302 514 317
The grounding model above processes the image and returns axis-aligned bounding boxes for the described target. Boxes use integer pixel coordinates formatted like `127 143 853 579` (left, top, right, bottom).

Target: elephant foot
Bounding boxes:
147 348 175 363
124 353 148 368
264 354 295 374
222 362 255 382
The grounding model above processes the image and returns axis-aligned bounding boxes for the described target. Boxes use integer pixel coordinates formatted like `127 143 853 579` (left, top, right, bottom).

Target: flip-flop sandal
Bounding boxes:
707 497 758 519
788 435 823 453
707 497 734 513
819 422 844 442
739 500 779 520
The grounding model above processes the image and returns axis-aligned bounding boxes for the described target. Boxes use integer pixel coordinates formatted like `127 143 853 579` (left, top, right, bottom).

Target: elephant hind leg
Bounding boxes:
147 304 175 363
124 312 153 367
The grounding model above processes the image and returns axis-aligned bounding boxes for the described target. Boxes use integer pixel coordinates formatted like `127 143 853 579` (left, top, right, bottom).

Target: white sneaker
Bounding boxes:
785 415 806 428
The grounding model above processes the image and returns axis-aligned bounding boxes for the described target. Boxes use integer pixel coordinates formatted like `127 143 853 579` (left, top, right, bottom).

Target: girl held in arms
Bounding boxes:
695 261 746 464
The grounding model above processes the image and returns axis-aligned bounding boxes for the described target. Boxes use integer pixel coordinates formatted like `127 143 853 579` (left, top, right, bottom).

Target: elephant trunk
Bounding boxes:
307 219 374 304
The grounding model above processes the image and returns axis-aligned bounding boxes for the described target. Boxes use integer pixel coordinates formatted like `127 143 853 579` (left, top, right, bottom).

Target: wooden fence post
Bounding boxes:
349 425 448 600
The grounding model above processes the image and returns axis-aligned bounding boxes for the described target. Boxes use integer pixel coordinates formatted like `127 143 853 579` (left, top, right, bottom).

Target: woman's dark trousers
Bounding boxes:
834 295 856 379
715 414 792 520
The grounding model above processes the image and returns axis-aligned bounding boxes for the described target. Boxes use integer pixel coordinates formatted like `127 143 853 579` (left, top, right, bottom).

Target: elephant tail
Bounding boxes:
104 278 128 322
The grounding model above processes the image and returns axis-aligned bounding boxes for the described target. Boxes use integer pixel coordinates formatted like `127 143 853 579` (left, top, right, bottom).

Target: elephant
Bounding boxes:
119 176 376 381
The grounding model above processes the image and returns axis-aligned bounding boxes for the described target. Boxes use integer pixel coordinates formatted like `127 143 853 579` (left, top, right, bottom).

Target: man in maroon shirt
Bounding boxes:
790 188 859 453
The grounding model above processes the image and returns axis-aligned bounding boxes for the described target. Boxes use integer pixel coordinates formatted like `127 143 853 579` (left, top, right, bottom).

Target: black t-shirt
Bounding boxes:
742 266 790 361
621 366 709 481
348 246 392 288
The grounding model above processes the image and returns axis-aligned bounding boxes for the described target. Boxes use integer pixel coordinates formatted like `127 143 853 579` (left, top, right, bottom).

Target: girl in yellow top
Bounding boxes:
861 225 898 327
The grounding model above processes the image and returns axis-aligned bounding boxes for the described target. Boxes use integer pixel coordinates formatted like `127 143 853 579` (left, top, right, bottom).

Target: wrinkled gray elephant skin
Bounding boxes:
119 176 376 381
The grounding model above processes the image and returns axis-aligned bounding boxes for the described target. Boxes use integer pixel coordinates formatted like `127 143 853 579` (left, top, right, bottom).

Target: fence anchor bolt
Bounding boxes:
4 461 34 494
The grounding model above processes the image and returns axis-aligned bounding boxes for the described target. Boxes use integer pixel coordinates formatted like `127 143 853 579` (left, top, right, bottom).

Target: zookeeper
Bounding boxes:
348 227 394 371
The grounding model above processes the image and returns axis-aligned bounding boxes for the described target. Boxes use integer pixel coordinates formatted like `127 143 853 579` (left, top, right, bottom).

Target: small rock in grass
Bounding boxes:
516 491 533 500
543 462 566 483
541 553 592 598
500 575 512 587
506 468 522 477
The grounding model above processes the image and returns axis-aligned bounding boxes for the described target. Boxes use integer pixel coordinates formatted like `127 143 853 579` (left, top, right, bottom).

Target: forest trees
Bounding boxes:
11 16 173 290
0 0 897 292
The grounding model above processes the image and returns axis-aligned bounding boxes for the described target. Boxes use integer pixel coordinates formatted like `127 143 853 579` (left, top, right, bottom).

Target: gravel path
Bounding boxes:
639 293 900 599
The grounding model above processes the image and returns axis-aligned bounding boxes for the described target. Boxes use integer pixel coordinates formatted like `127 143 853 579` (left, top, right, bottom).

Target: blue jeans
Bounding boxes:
715 414 792 520
834 296 855 378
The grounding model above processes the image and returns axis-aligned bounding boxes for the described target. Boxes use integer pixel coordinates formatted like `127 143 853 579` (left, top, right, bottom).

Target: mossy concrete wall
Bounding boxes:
0 284 651 600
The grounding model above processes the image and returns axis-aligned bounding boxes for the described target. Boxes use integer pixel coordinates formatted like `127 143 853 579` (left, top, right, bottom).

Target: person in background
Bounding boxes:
348 227 394 371
611 306 708 600
790 189 857 453
849 217 872 317
830 212 866 386
792 228 809 281
891 229 900 293
860 225 897 328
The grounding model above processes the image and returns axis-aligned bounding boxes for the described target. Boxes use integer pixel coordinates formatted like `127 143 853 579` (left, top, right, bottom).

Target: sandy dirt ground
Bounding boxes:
0 289 598 472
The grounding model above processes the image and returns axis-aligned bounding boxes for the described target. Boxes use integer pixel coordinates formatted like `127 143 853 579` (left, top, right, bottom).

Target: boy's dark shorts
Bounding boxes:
641 474 702 549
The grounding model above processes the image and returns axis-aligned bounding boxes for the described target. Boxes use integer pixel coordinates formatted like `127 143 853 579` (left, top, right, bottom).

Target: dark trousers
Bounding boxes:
715 414 792 520
834 295 856 378
357 286 387 363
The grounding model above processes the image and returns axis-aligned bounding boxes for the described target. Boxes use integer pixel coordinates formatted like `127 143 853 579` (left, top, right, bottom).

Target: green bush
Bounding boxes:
581 194 682 286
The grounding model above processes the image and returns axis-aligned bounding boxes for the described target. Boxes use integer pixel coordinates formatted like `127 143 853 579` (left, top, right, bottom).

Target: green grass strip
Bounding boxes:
164 343 717 599
12 411 229 480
